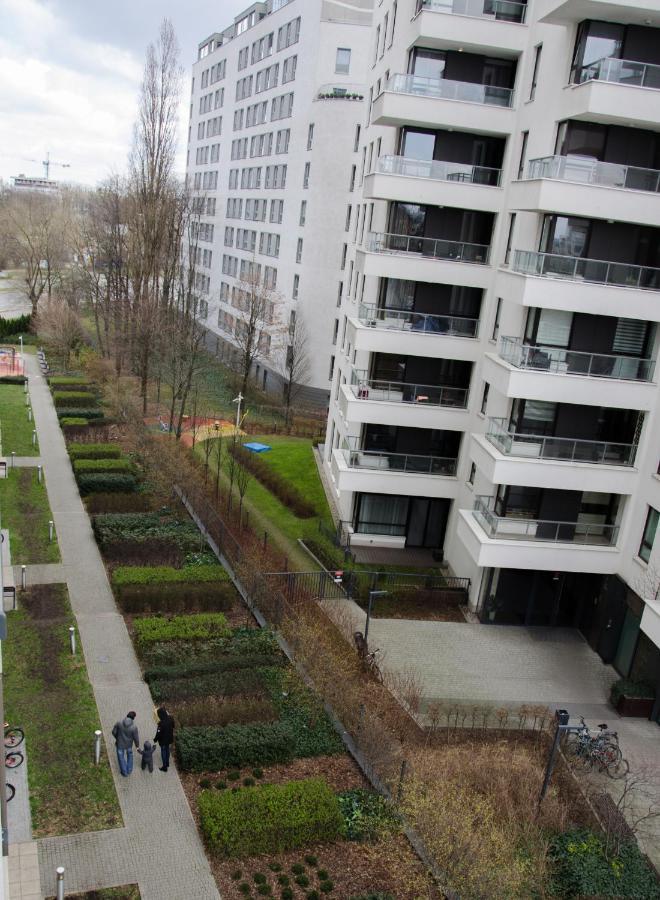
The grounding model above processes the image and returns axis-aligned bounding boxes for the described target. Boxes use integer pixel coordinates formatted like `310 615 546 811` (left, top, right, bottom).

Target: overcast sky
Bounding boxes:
0 0 248 186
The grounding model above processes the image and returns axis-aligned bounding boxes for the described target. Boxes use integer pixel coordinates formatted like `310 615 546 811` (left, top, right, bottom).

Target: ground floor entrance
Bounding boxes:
353 493 450 552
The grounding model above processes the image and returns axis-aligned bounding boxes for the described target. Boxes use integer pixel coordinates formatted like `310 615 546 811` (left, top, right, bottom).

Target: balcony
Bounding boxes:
538 0 660 26
472 495 619 544
350 369 469 407
344 445 457 475
316 83 365 101
349 307 480 360
386 73 513 107
512 250 660 291
575 57 660 90
416 0 527 23
499 336 655 382
413 0 528 56
527 155 660 193
358 303 479 337
562 71 660 131
368 232 489 264
330 443 460 500
485 417 636 465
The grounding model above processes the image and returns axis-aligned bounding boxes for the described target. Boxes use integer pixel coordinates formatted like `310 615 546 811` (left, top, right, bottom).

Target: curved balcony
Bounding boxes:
512 250 660 291
473 496 619 544
358 303 479 337
342 446 458 476
575 57 660 90
416 0 527 22
385 73 514 108
499 336 655 382
368 231 490 264
485 417 637 465
316 83 365 101
350 370 469 408
526 155 660 193
378 154 501 186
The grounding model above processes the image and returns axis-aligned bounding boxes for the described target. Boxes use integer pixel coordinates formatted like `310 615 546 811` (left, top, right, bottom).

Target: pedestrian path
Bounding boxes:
20 355 219 900
12 563 68 586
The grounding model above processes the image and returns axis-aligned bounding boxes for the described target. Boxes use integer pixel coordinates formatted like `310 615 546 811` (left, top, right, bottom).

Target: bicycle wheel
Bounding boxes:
6 783 15 802
563 734 584 759
601 746 630 779
5 750 24 769
4 728 24 749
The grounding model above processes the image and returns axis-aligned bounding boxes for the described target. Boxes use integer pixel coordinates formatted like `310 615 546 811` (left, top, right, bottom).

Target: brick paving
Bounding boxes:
19 355 219 900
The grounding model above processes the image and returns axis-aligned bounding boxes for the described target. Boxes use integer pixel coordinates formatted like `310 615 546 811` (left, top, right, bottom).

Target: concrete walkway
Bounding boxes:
21 355 219 900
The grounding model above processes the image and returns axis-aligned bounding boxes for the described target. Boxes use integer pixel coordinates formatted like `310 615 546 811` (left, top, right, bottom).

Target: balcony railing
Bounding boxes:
342 446 458 475
317 83 365 100
368 231 490 264
385 73 514 108
575 56 660 90
350 370 469 407
499 336 655 381
358 303 479 337
486 417 637 466
526 155 660 193
512 249 660 290
416 0 527 22
377 154 502 186
473 496 619 545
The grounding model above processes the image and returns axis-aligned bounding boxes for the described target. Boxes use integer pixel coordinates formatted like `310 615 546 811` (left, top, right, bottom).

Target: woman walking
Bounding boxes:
153 706 175 772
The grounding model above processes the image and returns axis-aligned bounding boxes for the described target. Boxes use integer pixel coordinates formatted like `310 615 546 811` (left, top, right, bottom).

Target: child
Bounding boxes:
137 739 156 773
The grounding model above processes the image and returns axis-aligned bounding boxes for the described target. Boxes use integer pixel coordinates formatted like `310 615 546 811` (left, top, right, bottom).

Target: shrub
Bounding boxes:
53 390 98 408
57 407 104 420
238 883 251 895
140 627 279 667
253 768 264 779
316 870 328 880
113 565 229 587
198 779 344 856
0 314 31 338
0 375 27 384
133 613 230 645
307 892 320 900
338 790 399 842
231 870 242 880
291 865 305 876
281 890 293 900
349 895 395 900
295 876 310 888
60 417 89 427
254 874 267 885
257 886 271 896
92 513 200 550
304 856 318 867
175 697 277 728
144 655 281 683
85 493 152 514
68 442 121 460
319 882 333 894
199 778 212 789
228 444 316 518
300 538 343 572
277 876 290 886
243 777 255 787
177 722 294 771
269 864 282 872
77 473 138 495
74 458 135 475
610 678 655 704
150 669 270 703
49 375 90 387
228 771 241 782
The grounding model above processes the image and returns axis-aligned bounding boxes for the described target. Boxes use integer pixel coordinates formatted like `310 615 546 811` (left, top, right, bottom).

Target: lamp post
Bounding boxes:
364 590 388 645
232 393 243 431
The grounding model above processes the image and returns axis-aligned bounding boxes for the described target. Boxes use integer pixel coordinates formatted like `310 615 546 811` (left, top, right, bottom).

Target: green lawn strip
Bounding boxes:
3 585 122 836
0 384 38 455
0 468 60 562
249 435 333 522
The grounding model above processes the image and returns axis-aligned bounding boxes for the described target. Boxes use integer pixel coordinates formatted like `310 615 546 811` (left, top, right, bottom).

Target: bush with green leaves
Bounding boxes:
74 458 135 475
77 473 138 495
133 613 230 645
60 417 89 426
198 778 344 856
116 582 237 615
177 721 294 771
68 443 122 460
348 894 395 900
113 565 230 587
57 407 104 420
144 654 283 683
49 375 90 388
337 790 399 842
265 669 344 759
139 626 280 668
148 668 270 703
53 390 98 408
610 678 655 704
92 513 200 549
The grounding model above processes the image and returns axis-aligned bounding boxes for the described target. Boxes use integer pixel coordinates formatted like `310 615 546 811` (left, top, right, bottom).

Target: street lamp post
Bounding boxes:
364 590 388 645
232 393 244 431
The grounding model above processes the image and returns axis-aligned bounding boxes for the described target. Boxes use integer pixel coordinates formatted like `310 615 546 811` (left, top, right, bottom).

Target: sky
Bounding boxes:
0 0 249 187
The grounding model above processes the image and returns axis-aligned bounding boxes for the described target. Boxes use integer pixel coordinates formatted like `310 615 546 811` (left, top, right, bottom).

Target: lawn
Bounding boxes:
0 467 59 563
3 584 122 837
0 383 38 455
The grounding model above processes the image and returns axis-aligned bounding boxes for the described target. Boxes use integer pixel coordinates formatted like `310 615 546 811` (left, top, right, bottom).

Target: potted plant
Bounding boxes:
610 678 655 717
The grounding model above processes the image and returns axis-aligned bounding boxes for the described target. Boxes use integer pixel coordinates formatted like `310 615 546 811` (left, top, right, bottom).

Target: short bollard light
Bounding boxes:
56 866 65 900
49 520 54 542
24 394 29 407
23 379 28 394
94 730 102 765
21 565 26 590
69 626 76 655
27 407 32 422
32 429 37 447
37 465 42 483
10 452 15 468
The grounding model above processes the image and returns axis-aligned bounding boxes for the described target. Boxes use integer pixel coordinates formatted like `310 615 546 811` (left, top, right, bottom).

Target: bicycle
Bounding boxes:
564 717 629 779
5 749 24 770
4 723 24 749
6 783 15 802
353 631 383 683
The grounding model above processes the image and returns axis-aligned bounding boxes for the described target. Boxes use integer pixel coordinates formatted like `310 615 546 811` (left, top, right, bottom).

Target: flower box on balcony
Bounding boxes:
610 678 655 718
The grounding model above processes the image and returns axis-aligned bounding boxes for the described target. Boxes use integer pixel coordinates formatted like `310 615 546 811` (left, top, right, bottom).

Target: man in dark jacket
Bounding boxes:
153 706 175 772
112 711 139 776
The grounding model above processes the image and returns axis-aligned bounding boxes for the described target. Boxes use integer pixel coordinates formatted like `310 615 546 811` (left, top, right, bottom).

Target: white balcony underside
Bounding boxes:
471 434 638 494
363 171 503 212
457 509 621 573
371 90 515 136
412 8 528 56
349 318 480 361
482 353 656 410
339 384 469 429
539 0 660 26
562 81 660 130
331 447 461 499
509 178 660 228
496 268 660 323
357 248 492 288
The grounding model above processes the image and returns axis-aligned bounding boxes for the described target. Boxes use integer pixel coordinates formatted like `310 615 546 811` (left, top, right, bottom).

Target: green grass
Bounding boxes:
0 468 60 562
3 584 122 837
0 384 38 455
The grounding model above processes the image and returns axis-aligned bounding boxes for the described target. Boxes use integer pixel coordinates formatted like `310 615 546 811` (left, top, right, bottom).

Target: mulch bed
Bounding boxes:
46 885 140 899
359 595 466 622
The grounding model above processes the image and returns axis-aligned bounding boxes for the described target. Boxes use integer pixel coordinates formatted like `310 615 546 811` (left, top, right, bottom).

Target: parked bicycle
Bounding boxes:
564 717 629 779
353 631 383 683
4 723 24 749
5 749 24 770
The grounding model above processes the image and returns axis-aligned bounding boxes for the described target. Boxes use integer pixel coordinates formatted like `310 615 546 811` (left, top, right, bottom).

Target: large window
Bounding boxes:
639 506 659 563
336 48 351 74
355 494 409 536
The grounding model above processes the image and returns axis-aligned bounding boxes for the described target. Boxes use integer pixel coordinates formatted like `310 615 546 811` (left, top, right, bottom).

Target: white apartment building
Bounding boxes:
187 0 374 404
324 0 660 715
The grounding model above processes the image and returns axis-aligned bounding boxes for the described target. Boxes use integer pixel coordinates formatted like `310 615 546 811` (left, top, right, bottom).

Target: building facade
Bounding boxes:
187 0 374 404
324 0 660 712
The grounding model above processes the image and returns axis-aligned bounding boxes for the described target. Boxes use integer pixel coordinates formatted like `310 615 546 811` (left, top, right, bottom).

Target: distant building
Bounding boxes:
10 174 60 194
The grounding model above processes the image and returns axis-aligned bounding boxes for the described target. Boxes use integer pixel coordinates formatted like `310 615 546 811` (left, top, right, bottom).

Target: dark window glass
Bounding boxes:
639 506 659 562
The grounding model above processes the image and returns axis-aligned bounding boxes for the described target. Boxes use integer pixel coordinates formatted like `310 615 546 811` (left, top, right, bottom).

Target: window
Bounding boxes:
467 462 476 485
529 44 542 100
517 131 528 179
329 356 335 380
480 383 489 415
282 55 297 83
504 213 516 265
303 162 310 188
271 92 294 121
640 507 659 562
277 17 301 52
353 124 361 152
491 297 502 341
390 1 397 47
275 128 290 154
336 48 351 75
345 205 352 232
349 165 356 192
337 282 343 307
299 200 307 226
269 199 284 223
332 319 339 345
296 238 303 263
292 274 299 299
341 244 347 270
373 26 380 66
307 123 314 150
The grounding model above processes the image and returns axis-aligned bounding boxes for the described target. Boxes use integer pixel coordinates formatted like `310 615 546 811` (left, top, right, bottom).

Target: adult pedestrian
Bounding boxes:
153 706 175 772
112 711 139 777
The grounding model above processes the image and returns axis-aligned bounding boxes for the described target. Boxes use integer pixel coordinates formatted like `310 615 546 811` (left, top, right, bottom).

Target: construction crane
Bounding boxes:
23 151 71 180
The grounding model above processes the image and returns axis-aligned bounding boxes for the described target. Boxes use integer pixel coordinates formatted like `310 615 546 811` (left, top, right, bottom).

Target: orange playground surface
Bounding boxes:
0 348 24 377
144 415 243 447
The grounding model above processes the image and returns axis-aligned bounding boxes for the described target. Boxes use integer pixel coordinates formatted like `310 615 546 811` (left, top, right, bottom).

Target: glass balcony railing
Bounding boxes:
526 155 660 193
473 496 619 545
486 417 637 466
377 154 501 186
357 303 479 337
368 231 490 264
416 0 527 22
342 446 458 475
512 249 660 290
575 56 660 90
350 369 469 407
499 336 655 381
385 73 514 108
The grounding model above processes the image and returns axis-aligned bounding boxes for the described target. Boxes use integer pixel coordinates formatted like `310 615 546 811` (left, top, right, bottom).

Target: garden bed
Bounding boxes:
47 888 140 900
0 383 38 454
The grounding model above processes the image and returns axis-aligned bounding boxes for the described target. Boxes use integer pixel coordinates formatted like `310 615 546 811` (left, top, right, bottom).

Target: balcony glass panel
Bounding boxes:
342 447 458 475
415 0 527 24
499 336 655 381
526 155 660 193
385 73 514 108
350 369 469 407
575 57 660 89
512 250 660 290
378 154 501 186
473 495 619 544
358 303 479 337
368 231 490 264
486 417 637 465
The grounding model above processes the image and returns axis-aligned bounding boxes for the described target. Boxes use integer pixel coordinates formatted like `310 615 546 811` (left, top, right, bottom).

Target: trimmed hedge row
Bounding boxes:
149 668 269 703
144 654 284 683
53 390 98 408
74 458 135 475
139 626 279 668
177 721 293 771
112 565 229 586
57 408 104 420
0 375 27 385
133 613 230 645
92 514 200 548
49 375 90 387
198 778 344 857
115 582 237 614
175 696 276 728
60 417 90 426
68 443 122 460
228 443 316 519
85 493 153 514
0 314 30 338
77 474 137 495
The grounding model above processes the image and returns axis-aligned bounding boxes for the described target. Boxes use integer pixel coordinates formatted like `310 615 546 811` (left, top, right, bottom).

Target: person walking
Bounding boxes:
137 739 157 773
153 706 175 772
112 711 139 777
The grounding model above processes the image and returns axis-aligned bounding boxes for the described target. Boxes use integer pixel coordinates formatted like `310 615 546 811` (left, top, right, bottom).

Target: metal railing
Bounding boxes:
342 446 458 476
416 0 527 23
350 369 469 407
486 417 637 466
368 231 490 264
499 336 655 381
473 495 619 545
575 56 660 90
358 303 479 337
526 155 660 193
317 83 365 100
512 249 660 290
377 154 502 186
385 73 514 108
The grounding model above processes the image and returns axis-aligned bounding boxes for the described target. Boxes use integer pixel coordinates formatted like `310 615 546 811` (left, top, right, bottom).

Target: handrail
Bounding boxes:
526 155 660 193
485 417 637 466
575 56 660 90
368 231 490 264
416 0 527 22
385 73 514 108
350 369 469 407
499 336 655 381
473 495 619 545
342 447 458 476
377 154 501 186
512 249 660 290
358 303 479 337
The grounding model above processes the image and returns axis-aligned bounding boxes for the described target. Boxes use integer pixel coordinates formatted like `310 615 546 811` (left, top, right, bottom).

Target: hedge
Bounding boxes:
68 443 122 460
610 678 655 704
228 444 316 518
74 458 135 476
92 514 200 548
144 654 284 683
49 375 90 387
149 668 269 703
198 778 344 856
177 722 294 772
0 375 27 385
77 473 137 495
175 696 276 728
115 582 237 614
139 626 279 668
0 314 30 338
53 391 98 408
57 408 104 420
85 493 153 514
113 565 229 587
133 613 230 645
60 418 89 427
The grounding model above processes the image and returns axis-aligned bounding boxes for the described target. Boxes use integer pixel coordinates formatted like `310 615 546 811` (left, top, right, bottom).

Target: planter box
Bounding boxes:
614 695 655 718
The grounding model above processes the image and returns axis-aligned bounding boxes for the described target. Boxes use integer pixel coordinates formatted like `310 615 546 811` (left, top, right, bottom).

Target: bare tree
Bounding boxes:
585 765 660 859
212 431 224 501
226 433 239 510
235 442 253 520
279 313 311 430
36 296 84 370
231 264 280 396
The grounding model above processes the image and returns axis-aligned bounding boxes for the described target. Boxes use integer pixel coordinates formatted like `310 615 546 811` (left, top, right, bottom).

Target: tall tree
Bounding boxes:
279 313 311 430
231 264 280 396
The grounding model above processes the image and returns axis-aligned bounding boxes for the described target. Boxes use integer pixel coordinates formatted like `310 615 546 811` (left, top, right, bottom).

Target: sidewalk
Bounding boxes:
21 355 219 900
